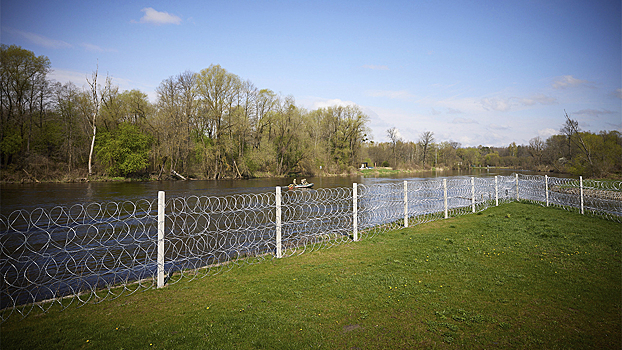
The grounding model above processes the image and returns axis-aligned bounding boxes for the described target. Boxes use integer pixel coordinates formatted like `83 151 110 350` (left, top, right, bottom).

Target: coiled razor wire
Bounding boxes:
1 175 620 322
0 199 159 320
517 174 622 221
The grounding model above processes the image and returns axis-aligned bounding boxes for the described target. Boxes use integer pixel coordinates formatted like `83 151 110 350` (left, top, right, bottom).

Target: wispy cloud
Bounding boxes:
446 107 463 114
452 117 478 124
136 7 182 25
573 109 616 118
366 89 415 100
615 88 622 100
3 27 72 49
489 124 511 130
552 75 593 89
80 43 116 53
48 68 89 86
362 64 389 70
538 128 557 139
481 97 511 112
481 93 557 112
519 94 557 106
310 98 357 109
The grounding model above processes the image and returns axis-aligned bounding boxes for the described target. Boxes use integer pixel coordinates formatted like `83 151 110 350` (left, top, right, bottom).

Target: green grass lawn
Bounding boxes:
2 202 621 349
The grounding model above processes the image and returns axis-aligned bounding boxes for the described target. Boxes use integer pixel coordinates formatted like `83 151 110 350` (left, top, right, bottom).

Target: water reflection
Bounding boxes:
1 168 569 214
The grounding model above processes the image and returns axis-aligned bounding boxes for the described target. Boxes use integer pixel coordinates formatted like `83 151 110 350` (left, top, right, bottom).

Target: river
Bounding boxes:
0 168 567 215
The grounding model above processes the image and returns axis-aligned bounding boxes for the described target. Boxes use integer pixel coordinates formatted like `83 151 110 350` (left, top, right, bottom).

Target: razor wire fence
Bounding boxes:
1 174 620 322
517 174 622 220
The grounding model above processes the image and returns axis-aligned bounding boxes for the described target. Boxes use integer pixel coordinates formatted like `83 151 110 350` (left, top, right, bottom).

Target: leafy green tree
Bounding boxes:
96 123 153 177
272 97 305 175
418 131 434 167
0 44 51 166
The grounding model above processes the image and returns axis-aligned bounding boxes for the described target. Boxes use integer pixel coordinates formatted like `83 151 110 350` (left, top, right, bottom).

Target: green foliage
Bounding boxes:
96 123 152 176
0 132 22 156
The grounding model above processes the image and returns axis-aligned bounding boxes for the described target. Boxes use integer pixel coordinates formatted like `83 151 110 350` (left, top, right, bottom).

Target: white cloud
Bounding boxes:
4 27 71 49
362 64 389 70
137 7 182 25
552 75 592 89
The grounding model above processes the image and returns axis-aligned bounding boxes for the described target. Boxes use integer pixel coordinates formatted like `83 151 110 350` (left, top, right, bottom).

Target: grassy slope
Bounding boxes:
2 202 621 349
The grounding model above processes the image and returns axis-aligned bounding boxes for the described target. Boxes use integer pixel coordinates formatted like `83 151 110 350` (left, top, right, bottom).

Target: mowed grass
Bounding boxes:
2 202 621 349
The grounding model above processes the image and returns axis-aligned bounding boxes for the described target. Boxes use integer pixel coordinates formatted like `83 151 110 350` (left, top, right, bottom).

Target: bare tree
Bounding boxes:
387 127 400 167
562 110 594 173
419 131 434 167
85 66 104 176
560 110 579 158
528 136 545 165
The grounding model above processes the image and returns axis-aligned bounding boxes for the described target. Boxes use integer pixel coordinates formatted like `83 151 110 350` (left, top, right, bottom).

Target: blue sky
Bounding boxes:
2 0 620 146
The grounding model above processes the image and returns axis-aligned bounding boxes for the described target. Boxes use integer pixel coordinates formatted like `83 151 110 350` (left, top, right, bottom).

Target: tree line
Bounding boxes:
1 45 369 181
1 45 620 182
366 113 621 179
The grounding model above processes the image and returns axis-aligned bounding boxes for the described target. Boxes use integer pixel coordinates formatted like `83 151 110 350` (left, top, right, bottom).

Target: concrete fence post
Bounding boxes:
403 181 408 228
580 176 584 215
353 183 358 241
157 191 165 288
545 175 549 207
276 186 282 258
443 179 448 219
471 177 475 213
495 176 499 207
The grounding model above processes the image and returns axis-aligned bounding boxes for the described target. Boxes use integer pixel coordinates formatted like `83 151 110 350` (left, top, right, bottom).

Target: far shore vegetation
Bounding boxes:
2 202 620 349
2 44 621 184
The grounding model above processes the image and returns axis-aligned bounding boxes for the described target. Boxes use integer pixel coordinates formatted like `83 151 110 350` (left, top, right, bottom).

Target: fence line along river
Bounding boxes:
4 171 617 323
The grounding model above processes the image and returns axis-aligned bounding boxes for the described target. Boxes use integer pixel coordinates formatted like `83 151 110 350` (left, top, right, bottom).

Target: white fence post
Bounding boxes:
443 179 448 219
403 181 408 228
580 176 584 215
515 174 519 201
157 191 165 288
471 177 475 213
353 183 358 241
545 175 549 207
276 186 282 258
495 175 499 207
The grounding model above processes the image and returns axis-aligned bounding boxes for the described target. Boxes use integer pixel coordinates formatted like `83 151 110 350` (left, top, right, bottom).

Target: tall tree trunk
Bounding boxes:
88 124 96 175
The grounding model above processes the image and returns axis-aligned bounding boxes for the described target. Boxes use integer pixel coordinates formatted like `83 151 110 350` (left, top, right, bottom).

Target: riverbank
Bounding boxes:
1 166 441 184
359 166 450 177
2 202 620 349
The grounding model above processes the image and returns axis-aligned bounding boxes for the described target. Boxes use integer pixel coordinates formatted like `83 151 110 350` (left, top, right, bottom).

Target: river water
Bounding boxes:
0 168 566 215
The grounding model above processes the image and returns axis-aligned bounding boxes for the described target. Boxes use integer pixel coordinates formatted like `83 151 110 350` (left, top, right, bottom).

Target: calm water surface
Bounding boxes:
1 168 567 215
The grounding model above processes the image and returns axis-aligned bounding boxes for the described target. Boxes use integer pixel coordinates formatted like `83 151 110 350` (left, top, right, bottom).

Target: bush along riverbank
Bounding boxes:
2 202 620 349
